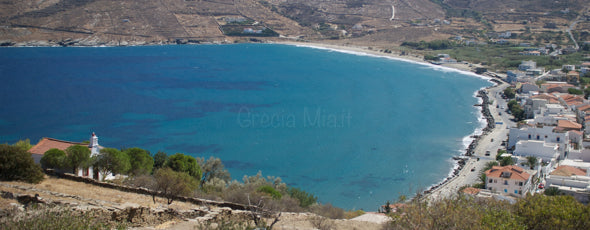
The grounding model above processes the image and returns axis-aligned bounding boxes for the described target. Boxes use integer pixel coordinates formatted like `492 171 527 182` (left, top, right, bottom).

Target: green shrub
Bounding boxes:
257 185 282 199
40 148 67 169
288 187 317 208
0 144 44 183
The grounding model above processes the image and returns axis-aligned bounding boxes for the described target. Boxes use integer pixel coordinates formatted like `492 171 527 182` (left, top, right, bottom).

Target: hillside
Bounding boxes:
0 176 384 229
2 0 586 47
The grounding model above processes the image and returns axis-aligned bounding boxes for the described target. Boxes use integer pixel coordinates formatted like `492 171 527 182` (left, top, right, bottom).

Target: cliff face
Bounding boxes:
0 0 587 46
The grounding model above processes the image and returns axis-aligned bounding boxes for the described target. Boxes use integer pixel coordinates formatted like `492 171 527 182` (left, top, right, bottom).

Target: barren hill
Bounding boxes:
0 0 587 46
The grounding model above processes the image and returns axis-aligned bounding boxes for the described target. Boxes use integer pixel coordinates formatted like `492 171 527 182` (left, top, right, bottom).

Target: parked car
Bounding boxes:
485 151 491 156
538 183 545 189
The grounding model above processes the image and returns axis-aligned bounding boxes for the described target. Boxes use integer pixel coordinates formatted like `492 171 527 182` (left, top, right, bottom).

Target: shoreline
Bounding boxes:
273 41 504 201
4 39 503 205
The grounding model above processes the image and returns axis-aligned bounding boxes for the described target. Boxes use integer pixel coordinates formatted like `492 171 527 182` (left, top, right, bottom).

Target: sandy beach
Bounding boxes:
277 41 507 202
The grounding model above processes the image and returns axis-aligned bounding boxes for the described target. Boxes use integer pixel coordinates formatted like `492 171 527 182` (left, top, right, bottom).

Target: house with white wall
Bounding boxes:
513 140 560 162
485 165 533 198
508 126 569 153
545 165 590 203
29 132 108 180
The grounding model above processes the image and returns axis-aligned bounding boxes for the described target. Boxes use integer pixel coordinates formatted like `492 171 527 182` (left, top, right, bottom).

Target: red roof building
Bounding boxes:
485 165 533 198
29 138 89 164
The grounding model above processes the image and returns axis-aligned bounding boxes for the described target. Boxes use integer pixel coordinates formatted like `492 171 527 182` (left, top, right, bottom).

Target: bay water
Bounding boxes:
0 44 491 210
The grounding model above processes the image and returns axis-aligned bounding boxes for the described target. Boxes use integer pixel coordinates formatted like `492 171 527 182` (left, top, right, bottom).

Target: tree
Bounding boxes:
516 195 590 229
384 200 392 213
483 161 499 171
65 145 91 173
166 153 201 180
568 88 583 95
543 187 563 196
94 148 130 179
257 185 282 199
153 151 168 169
12 139 33 151
0 144 44 183
500 156 515 166
503 87 516 99
288 187 318 208
507 100 525 121
124 147 154 175
153 167 198 204
198 156 230 186
525 156 538 170
40 148 67 169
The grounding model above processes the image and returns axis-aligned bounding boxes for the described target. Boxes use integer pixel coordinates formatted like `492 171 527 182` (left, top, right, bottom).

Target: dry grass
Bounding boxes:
0 176 199 210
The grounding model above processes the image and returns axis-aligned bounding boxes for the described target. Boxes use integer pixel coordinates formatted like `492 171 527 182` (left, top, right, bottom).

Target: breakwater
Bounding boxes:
419 80 499 199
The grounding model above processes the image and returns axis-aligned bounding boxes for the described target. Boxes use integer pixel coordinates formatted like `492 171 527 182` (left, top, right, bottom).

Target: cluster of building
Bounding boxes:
480 62 590 203
507 60 590 86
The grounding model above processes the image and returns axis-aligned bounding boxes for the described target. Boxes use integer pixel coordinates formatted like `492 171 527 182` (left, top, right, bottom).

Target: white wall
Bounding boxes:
514 140 560 161
486 176 531 198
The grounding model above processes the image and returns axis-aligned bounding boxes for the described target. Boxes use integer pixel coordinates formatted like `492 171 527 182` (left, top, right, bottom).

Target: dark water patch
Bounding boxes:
194 80 273 91
167 143 222 154
347 174 389 189
194 101 277 114
224 160 256 171
339 190 361 199
299 175 330 183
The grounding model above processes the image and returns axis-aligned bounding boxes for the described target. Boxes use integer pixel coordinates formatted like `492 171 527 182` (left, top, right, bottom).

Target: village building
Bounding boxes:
28 132 107 180
545 165 590 203
519 60 537 71
485 165 533 198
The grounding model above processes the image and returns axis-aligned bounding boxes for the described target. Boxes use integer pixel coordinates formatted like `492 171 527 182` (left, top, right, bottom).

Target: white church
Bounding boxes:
29 132 112 181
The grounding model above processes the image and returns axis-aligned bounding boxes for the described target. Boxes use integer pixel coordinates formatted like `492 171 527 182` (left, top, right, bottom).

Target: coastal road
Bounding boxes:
424 81 511 201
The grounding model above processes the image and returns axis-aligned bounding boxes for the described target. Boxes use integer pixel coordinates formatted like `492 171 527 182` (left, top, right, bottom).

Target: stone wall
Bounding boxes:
44 169 249 210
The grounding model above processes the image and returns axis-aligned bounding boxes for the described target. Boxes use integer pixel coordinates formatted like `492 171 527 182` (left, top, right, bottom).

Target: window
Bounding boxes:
528 134 531 139
515 190 518 194
519 182 523 186
504 189 508 193
537 135 540 140
545 135 548 138
489 179 493 183
557 137 560 142
504 180 508 185
494 179 497 183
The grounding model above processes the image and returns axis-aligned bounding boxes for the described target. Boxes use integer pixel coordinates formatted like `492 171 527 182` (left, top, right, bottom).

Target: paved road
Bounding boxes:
424 81 512 201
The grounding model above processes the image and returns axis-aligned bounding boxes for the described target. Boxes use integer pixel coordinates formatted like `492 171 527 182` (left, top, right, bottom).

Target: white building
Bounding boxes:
28 132 109 181
545 165 590 203
513 140 560 162
508 126 569 152
485 165 533 198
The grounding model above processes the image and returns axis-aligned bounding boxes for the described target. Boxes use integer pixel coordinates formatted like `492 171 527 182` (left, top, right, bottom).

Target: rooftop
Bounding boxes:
557 120 582 130
485 165 531 181
28 137 88 155
550 165 587 177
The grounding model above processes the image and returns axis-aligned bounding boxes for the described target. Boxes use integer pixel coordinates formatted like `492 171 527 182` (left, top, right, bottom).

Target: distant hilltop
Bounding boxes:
1 0 587 47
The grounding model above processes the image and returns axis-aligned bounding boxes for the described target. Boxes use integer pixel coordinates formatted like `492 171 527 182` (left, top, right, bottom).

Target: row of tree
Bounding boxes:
2 138 323 224
37 144 319 210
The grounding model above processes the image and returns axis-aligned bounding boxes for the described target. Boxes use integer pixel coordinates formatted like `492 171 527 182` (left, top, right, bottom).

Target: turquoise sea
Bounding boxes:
0 44 491 210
